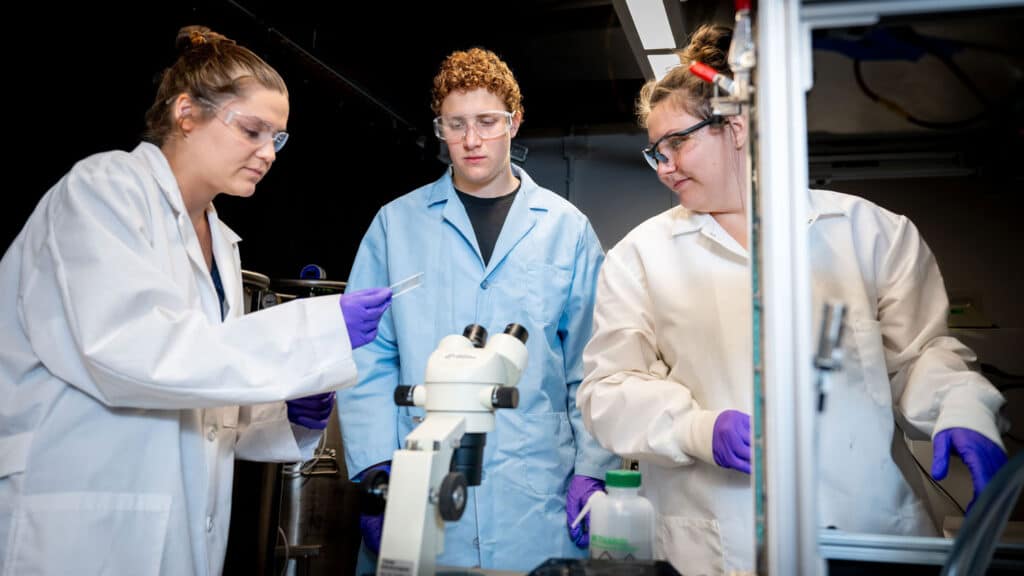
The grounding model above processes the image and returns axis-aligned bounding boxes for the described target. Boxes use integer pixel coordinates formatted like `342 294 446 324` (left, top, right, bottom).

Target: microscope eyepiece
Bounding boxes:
503 323 528 344
462 324 488 348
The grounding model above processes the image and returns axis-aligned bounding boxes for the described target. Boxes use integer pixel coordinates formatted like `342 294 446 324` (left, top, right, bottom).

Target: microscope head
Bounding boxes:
401 323 528 485
483 323 529 388
423 323 528 391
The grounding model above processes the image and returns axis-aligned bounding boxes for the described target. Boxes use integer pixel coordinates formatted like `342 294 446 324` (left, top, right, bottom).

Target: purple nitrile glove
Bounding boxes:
360 513 385 555
286 391 335 429
713 410 752 474
340 287 392 349
932 427 1008 512
566 475 605 549
356 462 391 555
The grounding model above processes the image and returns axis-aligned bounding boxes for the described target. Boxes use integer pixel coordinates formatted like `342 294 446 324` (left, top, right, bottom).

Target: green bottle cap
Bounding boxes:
605 469 641 488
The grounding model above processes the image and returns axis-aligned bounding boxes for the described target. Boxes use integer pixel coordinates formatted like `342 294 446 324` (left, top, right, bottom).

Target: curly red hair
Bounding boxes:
431 48 523 116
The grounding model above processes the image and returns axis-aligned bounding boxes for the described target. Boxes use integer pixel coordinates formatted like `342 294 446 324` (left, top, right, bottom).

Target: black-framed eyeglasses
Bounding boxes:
641 116 723 170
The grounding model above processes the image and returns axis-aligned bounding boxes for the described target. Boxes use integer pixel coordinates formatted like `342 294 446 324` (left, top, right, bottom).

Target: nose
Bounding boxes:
462 124 482 148
255 139 276 165
655 153 676 177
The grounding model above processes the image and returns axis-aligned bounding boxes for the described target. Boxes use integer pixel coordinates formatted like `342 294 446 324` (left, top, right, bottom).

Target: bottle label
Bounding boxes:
590 534 640 560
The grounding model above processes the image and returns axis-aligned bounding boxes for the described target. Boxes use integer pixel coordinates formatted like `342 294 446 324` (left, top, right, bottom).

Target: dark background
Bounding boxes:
8 0 645 281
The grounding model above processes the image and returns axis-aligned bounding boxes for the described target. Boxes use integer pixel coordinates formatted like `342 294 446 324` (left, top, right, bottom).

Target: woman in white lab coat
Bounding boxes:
578 25 1007 576
0 26 390 576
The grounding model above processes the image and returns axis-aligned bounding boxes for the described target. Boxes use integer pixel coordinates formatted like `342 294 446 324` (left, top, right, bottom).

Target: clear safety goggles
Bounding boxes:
198 97 290 152
641 115 723 170
433 110 514 143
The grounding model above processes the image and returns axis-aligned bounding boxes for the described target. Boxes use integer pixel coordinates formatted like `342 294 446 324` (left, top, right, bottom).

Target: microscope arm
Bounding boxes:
378 414 466 575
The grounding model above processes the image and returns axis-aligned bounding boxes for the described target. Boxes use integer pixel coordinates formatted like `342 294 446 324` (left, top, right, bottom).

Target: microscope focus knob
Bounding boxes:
491 386 519 409
394 385 416 407
359 468 389 515
439 472 468 522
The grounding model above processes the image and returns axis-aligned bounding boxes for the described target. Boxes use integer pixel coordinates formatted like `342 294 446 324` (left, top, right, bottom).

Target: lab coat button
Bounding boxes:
472 537 479 548
207 427 217 441
206 515 214 532
480 280 488 290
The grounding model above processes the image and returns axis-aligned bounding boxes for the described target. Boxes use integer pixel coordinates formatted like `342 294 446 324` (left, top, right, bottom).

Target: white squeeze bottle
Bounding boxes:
577 469 655 560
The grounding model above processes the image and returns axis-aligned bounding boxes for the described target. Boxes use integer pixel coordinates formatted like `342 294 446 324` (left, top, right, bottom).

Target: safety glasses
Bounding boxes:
433 110 514 143
642 116 723 170
198 97 289 152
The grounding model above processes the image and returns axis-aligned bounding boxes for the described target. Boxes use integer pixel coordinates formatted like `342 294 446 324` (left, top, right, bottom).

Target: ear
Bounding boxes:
727 115 747 149
509 110 523 139
171 94 197 135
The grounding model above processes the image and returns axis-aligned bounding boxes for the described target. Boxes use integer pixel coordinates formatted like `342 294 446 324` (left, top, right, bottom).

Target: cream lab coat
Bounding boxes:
579 189 1005 575
0 143 358 575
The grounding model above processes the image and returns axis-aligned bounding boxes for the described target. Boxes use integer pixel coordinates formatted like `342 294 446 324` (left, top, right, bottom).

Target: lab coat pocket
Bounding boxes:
0 433 31 479
514 412 574 496
5 491 171 576
656 515 724 576
848 318 891 406
526 263 571 327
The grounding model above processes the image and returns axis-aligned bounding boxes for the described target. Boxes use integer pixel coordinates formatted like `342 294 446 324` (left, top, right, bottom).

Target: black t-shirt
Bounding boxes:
456 184 520 266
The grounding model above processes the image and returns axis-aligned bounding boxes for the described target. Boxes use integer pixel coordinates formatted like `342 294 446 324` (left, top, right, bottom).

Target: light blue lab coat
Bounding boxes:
338 165 619 571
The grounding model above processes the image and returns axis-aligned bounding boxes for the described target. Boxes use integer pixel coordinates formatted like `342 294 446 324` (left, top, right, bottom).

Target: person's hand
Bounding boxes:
356 462 391 554
713 410 751 474
360 512 385 555
340 287 392 349
286 391 335 429
566 475 605 548
932 427 1007 511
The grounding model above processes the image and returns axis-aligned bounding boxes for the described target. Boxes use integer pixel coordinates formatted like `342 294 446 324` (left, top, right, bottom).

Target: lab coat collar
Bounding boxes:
210 208 243 245
668 188 848 246
424 164 548 210
669 206 748 260
134 142 188 216
807 188 847 226
132 142 243 242
133 142 243 319
485 165 544 275
428 164 547 274
669 206 709 237
677 190 848 259
133 144 207 276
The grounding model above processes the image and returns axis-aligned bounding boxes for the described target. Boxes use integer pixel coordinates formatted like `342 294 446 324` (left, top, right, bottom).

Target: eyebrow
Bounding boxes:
648 116 720 146
442 110 509 118
239 110 286 132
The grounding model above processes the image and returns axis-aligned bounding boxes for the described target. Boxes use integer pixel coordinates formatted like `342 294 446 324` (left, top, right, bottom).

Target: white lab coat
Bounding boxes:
579 189 1005 575
0 143 358 576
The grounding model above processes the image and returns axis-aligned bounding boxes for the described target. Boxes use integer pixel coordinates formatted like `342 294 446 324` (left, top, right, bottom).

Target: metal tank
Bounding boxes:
223 270 362 576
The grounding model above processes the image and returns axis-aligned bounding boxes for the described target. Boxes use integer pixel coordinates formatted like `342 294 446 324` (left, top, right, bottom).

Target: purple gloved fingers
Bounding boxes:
931 427 1008 510
290 414 327 429
566 475 605 549
355 462 392 555
712 410 752 475
286 391 336 430
289 392 335 410
932 430 953 480
360 512 385 555
339 287 392 349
